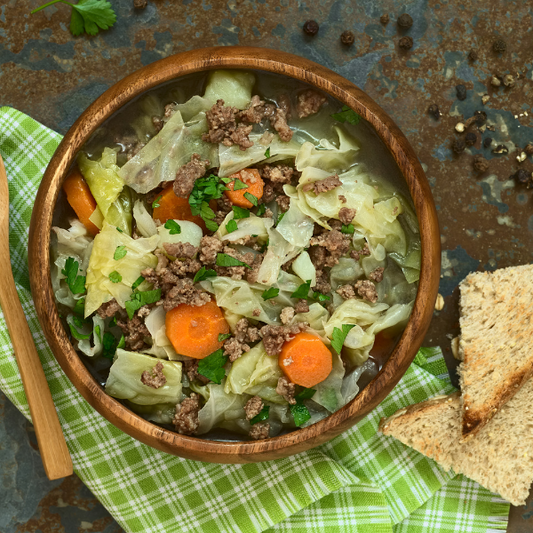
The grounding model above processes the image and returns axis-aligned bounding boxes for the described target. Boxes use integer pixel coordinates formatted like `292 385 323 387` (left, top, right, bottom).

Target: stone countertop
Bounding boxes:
1 0 533 531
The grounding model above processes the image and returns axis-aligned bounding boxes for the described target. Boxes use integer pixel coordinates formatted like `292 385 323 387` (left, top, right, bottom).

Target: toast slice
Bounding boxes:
458 264 533 439
379 381 533 506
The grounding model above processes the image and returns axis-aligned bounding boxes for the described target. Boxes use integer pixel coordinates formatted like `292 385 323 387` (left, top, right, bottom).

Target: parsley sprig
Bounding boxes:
31 0 117 37
61 257 86 295
189 174 230 232
290 388 317 426
197 349 228 384
331 324 355 354
250 405 270 425
331 105 361 125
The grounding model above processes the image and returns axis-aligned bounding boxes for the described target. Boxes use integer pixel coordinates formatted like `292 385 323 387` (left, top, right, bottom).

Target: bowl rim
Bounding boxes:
28 46 440 463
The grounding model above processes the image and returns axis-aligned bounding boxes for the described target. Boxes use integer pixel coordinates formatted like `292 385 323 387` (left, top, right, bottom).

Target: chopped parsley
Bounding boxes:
256 204 266 217
225 219 238 234
131 276 145 290
116 227 124 233
291 280 312 299
109 271 122 284
61 257 86 295
261 287 279 301
124 289 162 320
232 178 248 191
331 324 356 354
313 291 330 303
290 403 311 427
341 223 355 234
264 147 271 158
189 174 228 230
331 105 361 125
250 405 270 425
73 297 85 316
94 324 102 343
197 349 228 384
102 332 117 360
164 220 181 235
113 245 127 260
232 206 250 219
117 335 126 350
218 333 232 342
193 266 217 283
68 317 91 341
152 195 162 209
216 253 251 269
243 192 258 206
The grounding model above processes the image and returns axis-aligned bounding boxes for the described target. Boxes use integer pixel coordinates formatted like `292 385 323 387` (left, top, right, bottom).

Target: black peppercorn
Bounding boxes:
524 143 533 155
465 132 477 146
473 154 489 172
380 13 390 25
456 84 467 101
515 169 530 184
303 20 319 36
483 137 493 148
399 36 413 50
468 50 478 61
397 14 413 29
341 31 355 46
453 139 466 154
474 110 487 125
428 104 440 119
493 39 507 53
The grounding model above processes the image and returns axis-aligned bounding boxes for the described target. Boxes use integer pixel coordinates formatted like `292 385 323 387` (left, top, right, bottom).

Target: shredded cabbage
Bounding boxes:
203 70 256 110
157 220 203 251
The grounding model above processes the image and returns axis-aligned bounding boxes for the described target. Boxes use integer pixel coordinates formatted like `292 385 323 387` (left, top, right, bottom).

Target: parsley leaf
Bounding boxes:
116 226 124 233
109 271 122 284
216 253 251 269
291 280 312 299
264 147 271 158
73 297 85 316
250 405 270 425
232 178 248 191
341 223 355 234
331 324 356 354
232 206 250 219
131 275 145 290
164 220 181 235
290 403 311 427
61 257 86 294
331 105 361 125
277 212 285 225
218 333 231 342
117 335 126 350
205 218 219 232
243 192 258 206
102 332 117 360
109 316 117 328
193 266 217 283
124 289 162 320
295 388 316 401
114 245 127 260
226 219 238 233
261 287 279 300
313 291 330 303
152 195 162 209
68 320 91 340
189 174 228 231
197 349 228 384
256 204 266 217
31 0 117 37
94 324 102 343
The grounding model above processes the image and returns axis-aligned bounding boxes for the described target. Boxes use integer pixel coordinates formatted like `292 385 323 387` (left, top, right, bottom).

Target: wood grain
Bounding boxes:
0 156 73 479
28 46 440 463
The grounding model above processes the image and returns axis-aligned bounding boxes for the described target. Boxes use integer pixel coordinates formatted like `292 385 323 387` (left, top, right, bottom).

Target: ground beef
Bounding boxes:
162 278 211 311
308 245 327 269
199 235 224 264
336 284 356 300
117 314 150 351
223 337 250 362
238 95 275 123
163 242 198 259
339 194 347 203
182 359 209 385
280 307 295 325
270 108 293 141
260 323 308 356
252 308 261 317
276 194 291 212
260 164 300 185
244 395 264 420
137 305 151 319
214 246 255 280
276 376 296 405
173 153 209 198
315 271 331 295
338 207 356 225
294 299 310 314
350 243 371 261
303 174 342 195
97 299 123 319
310 230 351 267
202 99 253 151
296 90 327 118
154 250 169 272
249 422 270 440
141 255 202 294
368 267 385 283
354 280 378 303
234 318 261 343
245 254 264 284
140 361 167 389
173 393 200 435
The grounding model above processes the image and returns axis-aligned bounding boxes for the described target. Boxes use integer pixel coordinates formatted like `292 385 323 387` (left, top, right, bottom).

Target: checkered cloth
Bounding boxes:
0 106 510 533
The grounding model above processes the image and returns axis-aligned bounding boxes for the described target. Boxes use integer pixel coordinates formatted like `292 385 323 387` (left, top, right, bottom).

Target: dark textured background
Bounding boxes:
1 0 533 531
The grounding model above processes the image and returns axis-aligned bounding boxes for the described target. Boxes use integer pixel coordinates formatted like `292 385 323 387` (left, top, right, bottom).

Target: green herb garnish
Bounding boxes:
189 174 228 230
193 266 217 283
113 245 127 260
295 388 316 401
94 324 102 343
197 349 228 384
102 332 117 360
225 219 238 234
232 206 250 219
341 223 355 234
124 289 162 320
313 291 330 303
216 253 251 269
331 324 355 354
61 257 86 295
232 178 248 191
68 320 91 340
73 297 85 316
164 220 182 235
117 335 126 350
131 276 145 290
109 271 122 284
218 333 232 342
264 147 271 158
290 403 311 427
250 405 270 425
152 195 162 209
291 280 312 299
277 212 285 225
256 204 266 217
261 287 279 300
331 105 361 125
116 227 124 233
243 192 258 206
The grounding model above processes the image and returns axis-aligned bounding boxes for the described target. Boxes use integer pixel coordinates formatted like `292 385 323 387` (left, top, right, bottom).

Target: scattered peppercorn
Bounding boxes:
399 36 413 50
428 104 440 119
503 74 515 88
492 144 509 154
465 132 477 146
474 110 487 125
133 0 147 7
303 20 319 36
514 169 530 184
397 13 413 29
524 143 533 155
452 139 466 154
483 137 493 148
340 30 355 46
380 13 390 25
473 155 489 172
493 39 507 53
468 50 478 61
456 84 467 101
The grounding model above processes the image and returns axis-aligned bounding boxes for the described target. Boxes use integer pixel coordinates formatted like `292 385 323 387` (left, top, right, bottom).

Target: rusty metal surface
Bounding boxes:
2 0 533 530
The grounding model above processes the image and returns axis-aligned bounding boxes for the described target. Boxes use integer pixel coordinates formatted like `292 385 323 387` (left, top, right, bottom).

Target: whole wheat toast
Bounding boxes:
458 264 533 439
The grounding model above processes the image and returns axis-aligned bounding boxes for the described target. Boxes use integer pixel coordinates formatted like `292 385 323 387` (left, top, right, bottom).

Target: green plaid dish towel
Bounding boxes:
0 106 510 533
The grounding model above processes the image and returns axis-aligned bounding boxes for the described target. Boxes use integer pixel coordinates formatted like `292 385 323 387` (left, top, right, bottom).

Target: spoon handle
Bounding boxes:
0 256 73 480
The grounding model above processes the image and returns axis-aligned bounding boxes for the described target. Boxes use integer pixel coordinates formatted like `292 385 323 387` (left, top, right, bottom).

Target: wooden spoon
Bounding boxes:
0 154 73 480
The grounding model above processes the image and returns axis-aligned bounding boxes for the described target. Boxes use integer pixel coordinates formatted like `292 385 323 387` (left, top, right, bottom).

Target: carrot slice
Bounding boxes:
279 332 333 388
165 300 230 359
62 168 100 236
224 168 264 208
152 184 215 233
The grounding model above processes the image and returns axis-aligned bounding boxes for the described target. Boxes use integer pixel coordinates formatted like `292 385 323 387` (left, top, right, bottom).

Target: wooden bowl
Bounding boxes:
28 46 440 463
